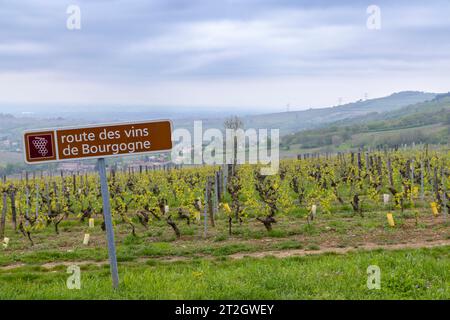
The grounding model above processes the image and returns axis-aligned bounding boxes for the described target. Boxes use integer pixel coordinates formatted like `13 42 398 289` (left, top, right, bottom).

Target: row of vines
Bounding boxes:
0 148 449 246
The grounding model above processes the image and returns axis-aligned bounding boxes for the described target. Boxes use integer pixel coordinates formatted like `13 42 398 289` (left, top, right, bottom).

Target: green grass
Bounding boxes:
306 244 321 251
273 240 304 250
0 246 448 299
0 204 448 300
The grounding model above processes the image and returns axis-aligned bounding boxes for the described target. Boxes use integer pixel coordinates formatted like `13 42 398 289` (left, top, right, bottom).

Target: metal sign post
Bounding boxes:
98 158 119 289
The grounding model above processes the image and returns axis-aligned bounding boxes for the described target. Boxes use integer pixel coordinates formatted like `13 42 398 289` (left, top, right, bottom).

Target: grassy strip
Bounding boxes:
0 246 448 300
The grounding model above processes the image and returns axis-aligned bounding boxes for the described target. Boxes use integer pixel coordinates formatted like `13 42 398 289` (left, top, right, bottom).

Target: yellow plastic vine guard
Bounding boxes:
386 213 395 227
430 202 439 217
88 218 95 228
223 203 231 214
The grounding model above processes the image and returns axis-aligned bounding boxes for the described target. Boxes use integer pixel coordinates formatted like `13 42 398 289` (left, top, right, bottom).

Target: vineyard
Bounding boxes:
0 147 449 299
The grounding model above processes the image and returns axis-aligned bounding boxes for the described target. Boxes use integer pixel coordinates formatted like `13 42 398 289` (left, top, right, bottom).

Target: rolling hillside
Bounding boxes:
171 91 436 136
242 91 436 135
281 93 450 152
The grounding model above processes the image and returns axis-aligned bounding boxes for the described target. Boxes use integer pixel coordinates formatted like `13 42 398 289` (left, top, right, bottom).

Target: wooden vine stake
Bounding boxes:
203 183 208 238
420 161 424 201
9 185 17 231
207 178 215 227
0 176 7 238
442 167 448 222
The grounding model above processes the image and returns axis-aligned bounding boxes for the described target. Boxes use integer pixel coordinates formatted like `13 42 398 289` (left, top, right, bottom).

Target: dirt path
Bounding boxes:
228 239 450 259
1 239 449 272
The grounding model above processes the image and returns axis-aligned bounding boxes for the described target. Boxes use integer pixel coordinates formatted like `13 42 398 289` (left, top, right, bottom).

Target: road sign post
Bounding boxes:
23 120 173 289
98 158 119 289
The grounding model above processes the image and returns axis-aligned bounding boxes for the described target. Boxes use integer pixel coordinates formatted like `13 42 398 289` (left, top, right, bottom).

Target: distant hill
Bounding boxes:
0 114 76 140
172 91 437 136
281 92 450 152
239 91 436 135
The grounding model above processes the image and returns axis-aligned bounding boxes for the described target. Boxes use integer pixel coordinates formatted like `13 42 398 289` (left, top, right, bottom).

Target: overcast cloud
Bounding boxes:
0 0 449 111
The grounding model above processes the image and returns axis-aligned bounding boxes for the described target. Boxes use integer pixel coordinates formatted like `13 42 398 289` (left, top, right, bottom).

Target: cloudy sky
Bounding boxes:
0 0 449 112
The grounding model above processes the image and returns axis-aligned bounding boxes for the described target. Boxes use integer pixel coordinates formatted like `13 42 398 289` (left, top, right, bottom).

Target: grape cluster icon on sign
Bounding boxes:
32 137 49 157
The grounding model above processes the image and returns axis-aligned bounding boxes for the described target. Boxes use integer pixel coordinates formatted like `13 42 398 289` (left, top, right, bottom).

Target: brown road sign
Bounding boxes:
24 120 173 164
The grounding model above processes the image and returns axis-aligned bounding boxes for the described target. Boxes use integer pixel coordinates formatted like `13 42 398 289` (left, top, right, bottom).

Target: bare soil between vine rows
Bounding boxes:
1 210 449 272
1 239 449 272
